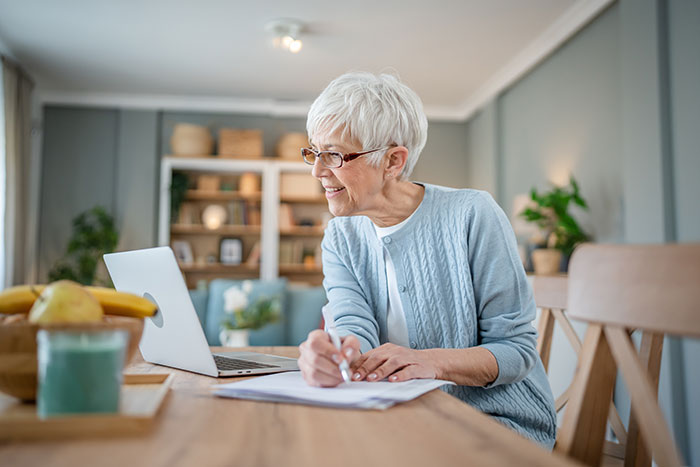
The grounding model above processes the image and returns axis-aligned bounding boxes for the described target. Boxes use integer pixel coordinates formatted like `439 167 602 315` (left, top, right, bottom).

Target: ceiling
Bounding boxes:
0 0 611 120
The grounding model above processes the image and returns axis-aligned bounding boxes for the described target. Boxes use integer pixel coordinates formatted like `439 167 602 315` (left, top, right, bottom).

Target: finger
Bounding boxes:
350 353 368 371
307 330 344 363
299 350 343 382
298 357 343 387
340 335 361 362
365 357 408 382
388 364 435 382
388 365 419 382
298 351 343 383
352 352 388 382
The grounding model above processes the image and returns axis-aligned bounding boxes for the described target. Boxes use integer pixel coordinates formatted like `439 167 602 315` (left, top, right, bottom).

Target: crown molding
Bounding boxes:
38 0 615 123
39 89 471 121
38 90 312 117
457 0 615 121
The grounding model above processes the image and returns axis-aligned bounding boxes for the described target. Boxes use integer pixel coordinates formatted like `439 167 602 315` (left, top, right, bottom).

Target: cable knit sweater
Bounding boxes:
321 183 557 447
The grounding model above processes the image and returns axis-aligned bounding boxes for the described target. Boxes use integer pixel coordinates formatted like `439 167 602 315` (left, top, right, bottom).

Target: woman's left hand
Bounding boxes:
350 343 441 382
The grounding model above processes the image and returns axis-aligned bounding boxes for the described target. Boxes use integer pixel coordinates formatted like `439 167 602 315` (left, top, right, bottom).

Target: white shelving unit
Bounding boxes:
159 157 322 283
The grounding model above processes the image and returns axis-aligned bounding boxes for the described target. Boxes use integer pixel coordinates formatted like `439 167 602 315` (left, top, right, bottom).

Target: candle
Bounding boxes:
37 329 128 418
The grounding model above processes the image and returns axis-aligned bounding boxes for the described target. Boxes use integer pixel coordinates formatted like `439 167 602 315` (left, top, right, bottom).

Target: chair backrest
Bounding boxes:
533 275 568 310
567 243 700 337
556 243 700 467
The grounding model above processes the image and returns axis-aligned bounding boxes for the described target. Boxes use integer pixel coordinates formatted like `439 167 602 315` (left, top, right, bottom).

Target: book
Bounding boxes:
246 241 261 266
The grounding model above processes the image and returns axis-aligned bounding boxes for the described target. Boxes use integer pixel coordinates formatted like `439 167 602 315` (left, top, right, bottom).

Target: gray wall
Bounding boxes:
38 107 159 281
464 0 699 463
412 120 470 189
481 4 623 243
115 110 160 252
464 102 497 197
39 107 118 280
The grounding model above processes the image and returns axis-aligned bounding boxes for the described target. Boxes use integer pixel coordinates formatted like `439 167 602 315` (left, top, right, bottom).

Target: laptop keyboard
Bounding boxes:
213 355 280 371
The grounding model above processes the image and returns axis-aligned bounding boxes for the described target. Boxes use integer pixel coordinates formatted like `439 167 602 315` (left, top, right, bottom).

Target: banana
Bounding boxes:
85 286 157 319
0 284 156 318
0 284 43 315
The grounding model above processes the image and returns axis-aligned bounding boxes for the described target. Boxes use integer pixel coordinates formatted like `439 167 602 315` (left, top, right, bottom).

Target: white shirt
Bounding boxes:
373 210 419 347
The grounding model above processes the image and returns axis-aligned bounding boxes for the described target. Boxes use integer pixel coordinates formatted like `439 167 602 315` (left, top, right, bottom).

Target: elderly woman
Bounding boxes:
298 72 556 447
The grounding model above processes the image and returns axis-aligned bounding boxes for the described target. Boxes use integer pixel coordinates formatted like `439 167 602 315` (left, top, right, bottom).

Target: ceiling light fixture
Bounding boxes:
266 18 304 54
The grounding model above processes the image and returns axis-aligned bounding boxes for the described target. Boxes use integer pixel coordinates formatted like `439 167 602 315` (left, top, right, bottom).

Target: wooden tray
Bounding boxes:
0 373 174 440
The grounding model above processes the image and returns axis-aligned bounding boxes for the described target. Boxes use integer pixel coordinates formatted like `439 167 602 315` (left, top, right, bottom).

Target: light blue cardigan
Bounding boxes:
321 184 557 447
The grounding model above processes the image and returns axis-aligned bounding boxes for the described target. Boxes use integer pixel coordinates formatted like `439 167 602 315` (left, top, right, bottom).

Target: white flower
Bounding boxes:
223 285 248 314
242 280 253 295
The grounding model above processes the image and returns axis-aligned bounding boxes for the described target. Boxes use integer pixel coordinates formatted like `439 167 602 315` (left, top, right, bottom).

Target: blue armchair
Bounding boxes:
189 278 326 346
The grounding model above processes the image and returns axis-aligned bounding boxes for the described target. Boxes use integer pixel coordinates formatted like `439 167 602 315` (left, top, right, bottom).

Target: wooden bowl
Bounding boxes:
0 315 144 401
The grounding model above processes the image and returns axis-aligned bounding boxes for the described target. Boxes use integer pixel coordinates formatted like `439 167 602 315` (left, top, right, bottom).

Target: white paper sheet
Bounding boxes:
213 371 455 409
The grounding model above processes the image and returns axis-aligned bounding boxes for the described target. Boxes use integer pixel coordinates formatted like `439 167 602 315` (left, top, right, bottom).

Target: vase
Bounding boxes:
531 248 563 275
219 329 250 347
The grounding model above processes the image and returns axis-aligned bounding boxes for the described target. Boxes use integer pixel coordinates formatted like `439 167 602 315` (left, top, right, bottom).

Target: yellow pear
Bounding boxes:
28 280 103 324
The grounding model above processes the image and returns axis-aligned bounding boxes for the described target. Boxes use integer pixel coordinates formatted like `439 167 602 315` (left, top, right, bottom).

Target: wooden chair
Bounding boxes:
533 275 627 461
554 244 700 467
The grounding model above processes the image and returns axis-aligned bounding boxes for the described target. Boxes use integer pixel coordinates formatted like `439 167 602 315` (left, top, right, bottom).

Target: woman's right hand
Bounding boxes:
298 330 360 387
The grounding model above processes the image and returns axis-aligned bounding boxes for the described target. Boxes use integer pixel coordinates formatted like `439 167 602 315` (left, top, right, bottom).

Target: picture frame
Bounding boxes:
220 237 243 265
172 240 194 264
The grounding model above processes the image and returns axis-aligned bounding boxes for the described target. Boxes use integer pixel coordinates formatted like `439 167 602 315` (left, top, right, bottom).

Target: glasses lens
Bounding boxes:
301 148 316 165
319 152 343 168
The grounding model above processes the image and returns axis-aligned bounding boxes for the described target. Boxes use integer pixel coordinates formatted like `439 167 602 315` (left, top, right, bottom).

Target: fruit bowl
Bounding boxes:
0 315 144 401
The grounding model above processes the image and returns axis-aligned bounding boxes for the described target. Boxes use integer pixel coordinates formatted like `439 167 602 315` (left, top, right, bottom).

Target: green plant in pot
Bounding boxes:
48 206 119 286
519 176 591 274
219 281 282 347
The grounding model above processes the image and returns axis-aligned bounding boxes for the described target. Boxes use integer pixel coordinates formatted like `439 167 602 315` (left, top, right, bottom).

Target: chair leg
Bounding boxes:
556 324 618 466
605 326 682 467
537 308 555 373
624 331 664 467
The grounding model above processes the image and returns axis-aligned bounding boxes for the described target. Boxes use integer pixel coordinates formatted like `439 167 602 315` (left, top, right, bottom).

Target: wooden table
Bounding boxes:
0 347 580 467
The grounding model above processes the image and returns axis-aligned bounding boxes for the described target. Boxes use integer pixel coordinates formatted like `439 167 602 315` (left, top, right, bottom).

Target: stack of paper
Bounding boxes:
213 371 454 409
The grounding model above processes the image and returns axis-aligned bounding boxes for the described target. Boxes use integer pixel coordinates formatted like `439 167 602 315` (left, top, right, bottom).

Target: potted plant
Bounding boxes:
519 176 591 274
219 281 281 347
48 206 119 286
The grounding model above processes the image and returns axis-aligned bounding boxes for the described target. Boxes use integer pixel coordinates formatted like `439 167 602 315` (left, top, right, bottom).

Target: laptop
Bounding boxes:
103 246 299 377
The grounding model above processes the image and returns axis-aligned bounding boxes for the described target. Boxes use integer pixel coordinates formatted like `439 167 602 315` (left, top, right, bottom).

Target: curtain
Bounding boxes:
2 56 35 287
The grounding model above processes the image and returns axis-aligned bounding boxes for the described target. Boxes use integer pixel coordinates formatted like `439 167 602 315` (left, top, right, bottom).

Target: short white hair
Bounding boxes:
306 72 428 180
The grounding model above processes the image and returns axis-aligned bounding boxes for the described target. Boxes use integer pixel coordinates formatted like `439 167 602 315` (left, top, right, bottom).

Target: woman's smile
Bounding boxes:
323 185 346 199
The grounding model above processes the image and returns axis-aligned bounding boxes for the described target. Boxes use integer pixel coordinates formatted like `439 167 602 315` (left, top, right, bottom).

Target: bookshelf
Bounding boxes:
159 157 328 287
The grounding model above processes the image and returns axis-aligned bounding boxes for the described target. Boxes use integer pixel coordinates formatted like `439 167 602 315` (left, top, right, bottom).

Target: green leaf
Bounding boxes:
520 175 591 253
49 205 119 285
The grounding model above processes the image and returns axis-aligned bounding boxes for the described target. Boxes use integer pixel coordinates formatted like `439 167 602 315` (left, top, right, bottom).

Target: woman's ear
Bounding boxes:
384 147 409 179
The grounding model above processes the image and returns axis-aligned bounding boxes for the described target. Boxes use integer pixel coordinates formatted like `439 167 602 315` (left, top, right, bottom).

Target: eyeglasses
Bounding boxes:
301 147 391 168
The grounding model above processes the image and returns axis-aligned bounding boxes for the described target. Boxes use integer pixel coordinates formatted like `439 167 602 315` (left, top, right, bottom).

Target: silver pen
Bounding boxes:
322 305 352 383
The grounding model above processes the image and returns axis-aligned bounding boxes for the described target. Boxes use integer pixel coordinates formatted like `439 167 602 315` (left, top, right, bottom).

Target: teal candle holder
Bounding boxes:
36 329 128 418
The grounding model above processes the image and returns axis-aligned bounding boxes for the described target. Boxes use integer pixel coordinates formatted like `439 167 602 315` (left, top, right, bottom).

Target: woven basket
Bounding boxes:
218 129 264 158
276 133 309 160
170 123 213 156
0 315 144 401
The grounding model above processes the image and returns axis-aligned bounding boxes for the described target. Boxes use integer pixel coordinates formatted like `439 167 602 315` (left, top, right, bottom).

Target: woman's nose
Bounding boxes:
310 157 328 179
